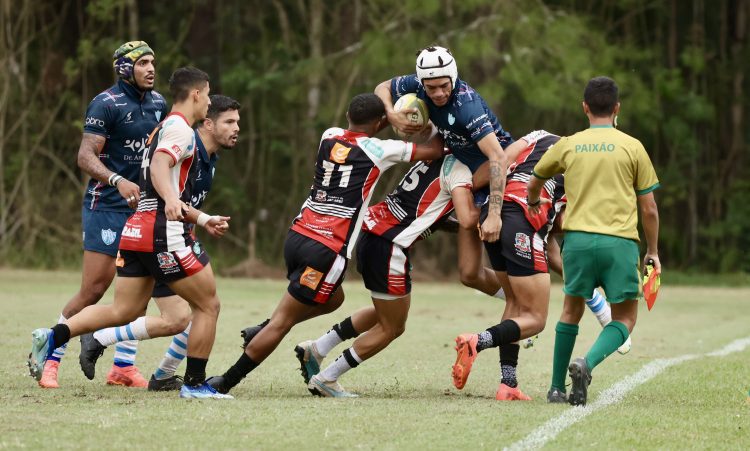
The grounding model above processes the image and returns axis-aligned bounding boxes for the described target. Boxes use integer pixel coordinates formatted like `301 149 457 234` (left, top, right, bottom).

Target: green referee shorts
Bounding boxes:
561 231 641 303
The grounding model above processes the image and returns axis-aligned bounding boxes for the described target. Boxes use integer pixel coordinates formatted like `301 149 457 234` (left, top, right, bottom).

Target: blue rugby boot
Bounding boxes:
179 382 234 399
28 328 54 381
307 374 358 398
295 340 324 384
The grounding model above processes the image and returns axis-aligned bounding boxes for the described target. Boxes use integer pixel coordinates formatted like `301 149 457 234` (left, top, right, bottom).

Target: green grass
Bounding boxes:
1 269 748 450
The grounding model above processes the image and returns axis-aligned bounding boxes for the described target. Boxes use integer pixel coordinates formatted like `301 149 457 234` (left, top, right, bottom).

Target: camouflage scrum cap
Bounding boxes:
112 40 154 85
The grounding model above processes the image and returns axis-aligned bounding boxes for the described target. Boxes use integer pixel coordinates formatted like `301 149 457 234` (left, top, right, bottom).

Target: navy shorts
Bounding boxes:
481 202 548 277
356 232 411 299
82 207 131 257
284 230 347 306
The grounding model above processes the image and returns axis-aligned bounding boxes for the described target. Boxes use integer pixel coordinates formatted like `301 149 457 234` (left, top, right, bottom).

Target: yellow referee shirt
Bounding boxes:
532 125 659 241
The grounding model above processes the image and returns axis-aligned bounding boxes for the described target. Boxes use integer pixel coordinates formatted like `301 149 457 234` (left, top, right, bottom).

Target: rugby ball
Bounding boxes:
392 93 429 140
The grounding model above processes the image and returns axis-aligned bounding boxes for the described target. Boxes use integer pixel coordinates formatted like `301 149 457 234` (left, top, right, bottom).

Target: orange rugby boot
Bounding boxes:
106 365 148 388
495 383 532 401
38 360 60 388
452 333 479 389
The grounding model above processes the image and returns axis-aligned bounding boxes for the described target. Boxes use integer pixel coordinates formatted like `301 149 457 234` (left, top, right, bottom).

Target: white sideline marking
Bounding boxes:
505 337 750 451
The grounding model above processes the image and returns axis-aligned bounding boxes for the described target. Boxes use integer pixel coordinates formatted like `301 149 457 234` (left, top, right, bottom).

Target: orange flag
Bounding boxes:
642 260 661 310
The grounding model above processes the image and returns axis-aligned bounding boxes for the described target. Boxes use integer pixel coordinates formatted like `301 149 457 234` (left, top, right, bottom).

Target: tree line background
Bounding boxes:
0 0 747 275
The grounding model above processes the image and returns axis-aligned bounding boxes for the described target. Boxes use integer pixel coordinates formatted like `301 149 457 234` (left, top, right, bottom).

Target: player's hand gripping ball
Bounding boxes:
392 93 430 141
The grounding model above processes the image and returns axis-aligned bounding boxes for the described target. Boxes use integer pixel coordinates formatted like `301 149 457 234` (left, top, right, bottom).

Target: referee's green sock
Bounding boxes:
585 321 629 370
551 321 578 392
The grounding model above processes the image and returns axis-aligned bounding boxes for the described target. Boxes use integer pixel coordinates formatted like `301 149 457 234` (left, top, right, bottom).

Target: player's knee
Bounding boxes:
382 322 406 342
459 268 480 289
77 281 110 306
162 311 191 335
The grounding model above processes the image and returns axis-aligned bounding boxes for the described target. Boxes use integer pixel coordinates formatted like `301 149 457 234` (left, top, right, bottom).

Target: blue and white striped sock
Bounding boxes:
113 340 140 367
49 314 67 363
94 317 149 347
153 322 191 380
585 289 612 327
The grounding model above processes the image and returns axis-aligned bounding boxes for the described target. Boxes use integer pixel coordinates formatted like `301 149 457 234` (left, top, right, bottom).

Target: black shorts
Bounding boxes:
116 239 210 284
284 230 347 306
356 232 411 300
481 202 548 277
152 282 175 298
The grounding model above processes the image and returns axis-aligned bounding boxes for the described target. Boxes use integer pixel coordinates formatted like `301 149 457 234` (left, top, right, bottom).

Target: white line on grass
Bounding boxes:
505 336 750 451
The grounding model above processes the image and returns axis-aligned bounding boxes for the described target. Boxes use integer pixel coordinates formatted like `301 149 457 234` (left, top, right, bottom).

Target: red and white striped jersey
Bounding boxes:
505 130 566 231
119 112 197 253
291 127 415 258
364 155 473 248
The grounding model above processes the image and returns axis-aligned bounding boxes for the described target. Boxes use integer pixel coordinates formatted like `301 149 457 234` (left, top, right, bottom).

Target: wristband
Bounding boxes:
197 213 211 227
108 174 124 187
527 197 541 207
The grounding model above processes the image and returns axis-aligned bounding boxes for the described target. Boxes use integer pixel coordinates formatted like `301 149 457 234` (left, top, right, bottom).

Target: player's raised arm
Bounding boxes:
375 78 422 134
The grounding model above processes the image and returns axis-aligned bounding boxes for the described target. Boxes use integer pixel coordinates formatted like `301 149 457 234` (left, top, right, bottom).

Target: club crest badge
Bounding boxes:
101 228 117 246
514 233 531 253
157 252 178 269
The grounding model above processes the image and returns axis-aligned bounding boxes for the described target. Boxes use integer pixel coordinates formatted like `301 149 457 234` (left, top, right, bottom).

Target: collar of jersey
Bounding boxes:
343 129 368 139
167 111 190 126
117 78 149 102
589 124 613 128
194 130 216 163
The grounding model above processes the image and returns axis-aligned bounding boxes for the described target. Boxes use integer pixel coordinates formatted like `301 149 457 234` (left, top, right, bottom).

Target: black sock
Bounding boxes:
486 319 521 347
332 316 359 340
51 324 71 348
499 343 520 388
184 357 208 387
222 352 259 389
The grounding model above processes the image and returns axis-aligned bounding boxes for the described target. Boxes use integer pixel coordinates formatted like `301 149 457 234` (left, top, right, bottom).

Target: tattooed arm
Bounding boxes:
77 132 140 208
476 134 507 243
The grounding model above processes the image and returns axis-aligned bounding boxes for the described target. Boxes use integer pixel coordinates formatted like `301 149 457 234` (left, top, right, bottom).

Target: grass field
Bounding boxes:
1 269 748 450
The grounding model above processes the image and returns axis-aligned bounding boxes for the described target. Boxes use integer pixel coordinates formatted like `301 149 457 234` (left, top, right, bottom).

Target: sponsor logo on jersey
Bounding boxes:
300 266 323 290
360 139 384 158
515 232 531 253
124 137 148 153
124 112 133 124
192 242 202 256
330 143 351 164
442 155 456 176
172 144 182 156
157 252 178 269
85 117 105 128
122 225 142 239
315 190 327 202
448 113 456 125
101 228 117 246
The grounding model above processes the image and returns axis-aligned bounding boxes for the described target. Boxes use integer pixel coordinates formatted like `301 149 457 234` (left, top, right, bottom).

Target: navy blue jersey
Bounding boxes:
82 79 169 212
188 131 218 209
391 74 513 173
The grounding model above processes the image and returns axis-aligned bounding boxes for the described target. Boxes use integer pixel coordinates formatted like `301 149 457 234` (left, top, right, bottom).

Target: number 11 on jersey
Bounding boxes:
322 160 353 188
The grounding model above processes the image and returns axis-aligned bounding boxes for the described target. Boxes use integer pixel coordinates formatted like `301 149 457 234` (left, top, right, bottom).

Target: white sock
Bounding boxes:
494 287 506 300
94 316 150 346
319 347 362 382
314 329 344 357
153 322 191 380
585 289 612 327
50 314 67 362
